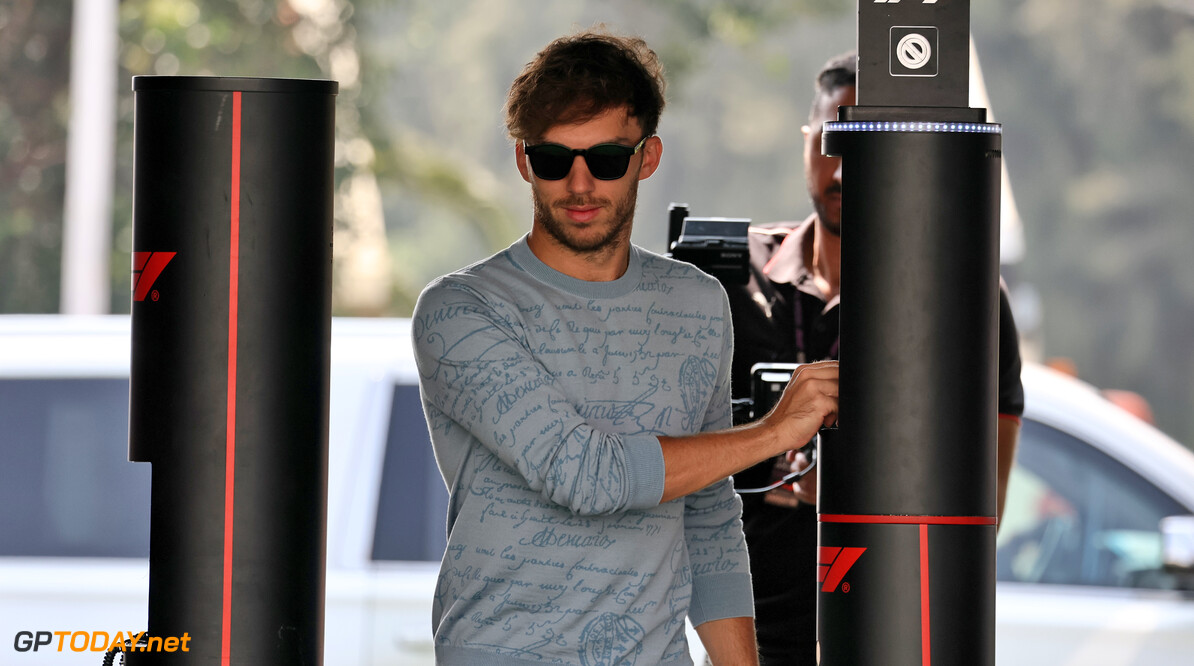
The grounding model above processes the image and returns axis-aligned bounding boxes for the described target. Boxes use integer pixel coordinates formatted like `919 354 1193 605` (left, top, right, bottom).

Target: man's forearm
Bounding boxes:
659 421 781 503
695 616 759 666
658 361 838 503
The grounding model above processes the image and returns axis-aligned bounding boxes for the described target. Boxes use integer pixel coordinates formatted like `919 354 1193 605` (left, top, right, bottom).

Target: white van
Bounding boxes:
2 315 1193 665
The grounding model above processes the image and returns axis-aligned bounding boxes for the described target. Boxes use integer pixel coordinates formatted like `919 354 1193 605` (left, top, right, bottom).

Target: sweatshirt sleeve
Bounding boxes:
412 278 665 516
684 288 754 625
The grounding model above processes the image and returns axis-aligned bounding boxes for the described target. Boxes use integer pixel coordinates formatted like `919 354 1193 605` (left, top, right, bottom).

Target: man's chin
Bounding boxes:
561 232 620 254
544 220 618 254
814 205 841 237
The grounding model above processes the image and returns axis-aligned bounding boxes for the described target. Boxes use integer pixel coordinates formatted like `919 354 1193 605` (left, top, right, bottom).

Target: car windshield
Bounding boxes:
997 418 1186 590
0 378 150 558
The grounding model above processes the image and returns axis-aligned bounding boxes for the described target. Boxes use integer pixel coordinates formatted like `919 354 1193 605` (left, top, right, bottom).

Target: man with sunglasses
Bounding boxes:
412 30 839 665
724 51 1025 665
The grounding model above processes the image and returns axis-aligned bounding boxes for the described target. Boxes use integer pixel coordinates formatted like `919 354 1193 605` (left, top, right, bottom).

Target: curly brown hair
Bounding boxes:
504 29 666 143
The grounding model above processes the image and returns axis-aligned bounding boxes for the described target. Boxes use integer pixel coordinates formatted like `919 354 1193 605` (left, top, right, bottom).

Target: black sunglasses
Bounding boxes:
523 135 652 181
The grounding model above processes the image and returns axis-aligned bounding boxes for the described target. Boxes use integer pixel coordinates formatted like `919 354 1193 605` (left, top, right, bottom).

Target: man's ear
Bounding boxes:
636 135 663 181
515 142 532 183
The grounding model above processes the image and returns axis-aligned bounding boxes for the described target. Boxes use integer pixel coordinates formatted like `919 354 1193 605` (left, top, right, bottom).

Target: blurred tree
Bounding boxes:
4 0 852 316
5 0 1193 445
974 0 1194 444
0 0 72 312
112 0 399 315
352 0 852 313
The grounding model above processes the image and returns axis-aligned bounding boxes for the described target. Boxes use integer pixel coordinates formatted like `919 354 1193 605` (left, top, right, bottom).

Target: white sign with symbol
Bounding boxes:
889 26 939 77
896 33 932 69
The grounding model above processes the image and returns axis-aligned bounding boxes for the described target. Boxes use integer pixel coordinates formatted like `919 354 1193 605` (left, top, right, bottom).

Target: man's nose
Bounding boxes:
566 155 596 194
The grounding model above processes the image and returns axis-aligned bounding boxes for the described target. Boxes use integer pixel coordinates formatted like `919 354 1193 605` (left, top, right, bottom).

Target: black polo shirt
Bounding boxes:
724 215 1025 665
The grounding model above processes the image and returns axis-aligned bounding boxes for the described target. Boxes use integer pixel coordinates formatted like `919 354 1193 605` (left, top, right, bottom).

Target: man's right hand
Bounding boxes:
759 361 839 455
658 360 838 503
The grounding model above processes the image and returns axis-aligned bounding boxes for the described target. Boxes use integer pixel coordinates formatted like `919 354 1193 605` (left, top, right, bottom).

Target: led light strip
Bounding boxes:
824 121 1001 134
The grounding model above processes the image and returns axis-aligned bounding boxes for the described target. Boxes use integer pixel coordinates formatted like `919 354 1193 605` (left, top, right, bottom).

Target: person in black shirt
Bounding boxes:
724 50 1025 665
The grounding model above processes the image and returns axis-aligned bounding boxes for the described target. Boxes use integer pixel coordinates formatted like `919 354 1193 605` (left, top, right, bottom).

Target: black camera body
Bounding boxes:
667 203 765 421
749 362 801 419
665 203 751 285
731 361 803 426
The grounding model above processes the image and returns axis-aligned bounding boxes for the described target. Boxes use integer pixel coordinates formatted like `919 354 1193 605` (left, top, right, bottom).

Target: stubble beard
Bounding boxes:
812 183 842 238
532 180 639 256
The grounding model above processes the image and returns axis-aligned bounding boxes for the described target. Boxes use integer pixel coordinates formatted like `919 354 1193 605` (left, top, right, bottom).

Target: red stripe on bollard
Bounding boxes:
221 90 242 666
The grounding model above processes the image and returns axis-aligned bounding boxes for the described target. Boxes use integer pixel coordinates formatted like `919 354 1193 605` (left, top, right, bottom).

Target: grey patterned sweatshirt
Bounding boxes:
412 235 753 665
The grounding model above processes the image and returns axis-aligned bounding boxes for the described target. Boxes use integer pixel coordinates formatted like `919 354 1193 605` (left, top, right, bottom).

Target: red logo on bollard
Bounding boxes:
133 252 176 302
819 546 866 593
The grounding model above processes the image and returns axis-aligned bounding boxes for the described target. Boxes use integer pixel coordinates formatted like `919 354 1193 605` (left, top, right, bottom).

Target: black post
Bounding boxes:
129 76 336 664
817 1 1001 664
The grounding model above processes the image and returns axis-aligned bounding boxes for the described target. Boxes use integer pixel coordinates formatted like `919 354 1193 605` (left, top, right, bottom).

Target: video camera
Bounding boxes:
666 204 818 490
666 202 770 423
737 361 819 494
664 203 751 285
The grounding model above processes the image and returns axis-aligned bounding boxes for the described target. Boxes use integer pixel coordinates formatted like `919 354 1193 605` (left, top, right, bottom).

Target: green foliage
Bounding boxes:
974 0 1194 444
4 0 1194 444
350 0 853 313
111 0 353 313
0 0 72 312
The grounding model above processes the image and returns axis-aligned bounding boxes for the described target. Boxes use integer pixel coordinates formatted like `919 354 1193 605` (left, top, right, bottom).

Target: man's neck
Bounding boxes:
811 217 842 301
526 230 631 282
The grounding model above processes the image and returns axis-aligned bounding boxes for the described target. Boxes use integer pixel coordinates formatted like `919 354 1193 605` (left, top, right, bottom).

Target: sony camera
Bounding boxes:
665 203 751 285
666 203 767 421
735 363 819 493
732 362 801 425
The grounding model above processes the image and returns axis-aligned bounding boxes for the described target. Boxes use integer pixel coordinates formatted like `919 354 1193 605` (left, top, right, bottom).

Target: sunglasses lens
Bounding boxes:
524 141 643 181
526 145 574 180
584 144 634 180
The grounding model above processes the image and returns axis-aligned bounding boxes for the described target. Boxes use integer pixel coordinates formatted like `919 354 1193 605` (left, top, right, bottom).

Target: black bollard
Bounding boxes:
816 1 1002 664
818 114 1001 666
128 76 336 664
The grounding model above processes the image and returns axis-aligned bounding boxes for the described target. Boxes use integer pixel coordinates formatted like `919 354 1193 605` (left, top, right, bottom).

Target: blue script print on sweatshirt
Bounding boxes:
412 237 753 665
580 613 645 665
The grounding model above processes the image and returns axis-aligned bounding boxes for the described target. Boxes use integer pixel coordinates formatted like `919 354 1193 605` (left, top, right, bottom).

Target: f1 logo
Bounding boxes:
819 546 866 593
133 251 176 302
890 26 938 77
